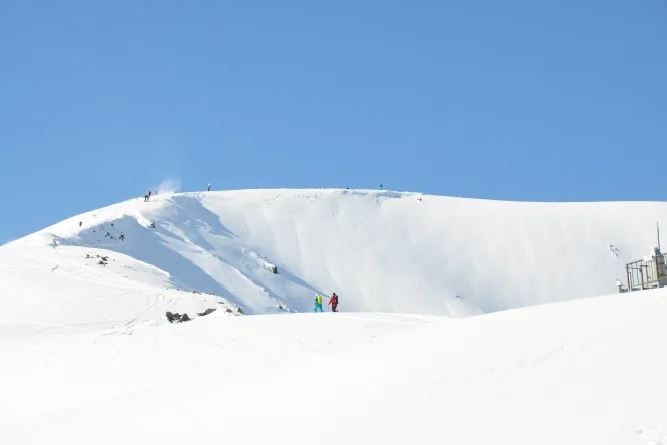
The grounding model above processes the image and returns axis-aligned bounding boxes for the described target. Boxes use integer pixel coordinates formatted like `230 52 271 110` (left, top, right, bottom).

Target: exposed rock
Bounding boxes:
165 312 192 323
197 308 216 317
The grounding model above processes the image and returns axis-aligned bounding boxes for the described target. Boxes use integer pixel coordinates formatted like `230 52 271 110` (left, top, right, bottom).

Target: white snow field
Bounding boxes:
3 291 667 444
4 189 667 318
1 189 667 444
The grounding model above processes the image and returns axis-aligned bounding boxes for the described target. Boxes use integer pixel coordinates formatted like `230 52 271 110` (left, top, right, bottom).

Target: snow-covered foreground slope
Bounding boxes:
3 189 667 320
2 290 667 444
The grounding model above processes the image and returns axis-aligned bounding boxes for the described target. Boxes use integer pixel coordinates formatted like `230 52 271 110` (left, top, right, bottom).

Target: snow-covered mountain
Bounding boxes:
2 188 666 322
2 189 667 444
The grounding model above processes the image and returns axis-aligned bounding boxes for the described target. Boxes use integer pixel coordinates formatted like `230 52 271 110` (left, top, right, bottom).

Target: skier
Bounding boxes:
314 293 324 312
144 190 152 202
207 183 211 192
328 292 339 312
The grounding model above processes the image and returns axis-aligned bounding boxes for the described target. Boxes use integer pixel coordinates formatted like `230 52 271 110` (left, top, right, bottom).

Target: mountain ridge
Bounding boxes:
3 188 666 321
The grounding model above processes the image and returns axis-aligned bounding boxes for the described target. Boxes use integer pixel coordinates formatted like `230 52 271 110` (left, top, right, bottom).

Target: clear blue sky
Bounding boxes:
1 0 666 242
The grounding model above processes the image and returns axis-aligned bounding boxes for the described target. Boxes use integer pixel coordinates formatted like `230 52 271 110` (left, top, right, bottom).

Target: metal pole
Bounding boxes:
658 220 661 253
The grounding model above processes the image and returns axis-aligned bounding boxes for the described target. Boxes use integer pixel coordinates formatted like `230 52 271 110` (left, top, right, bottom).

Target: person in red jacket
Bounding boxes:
328 292 339 312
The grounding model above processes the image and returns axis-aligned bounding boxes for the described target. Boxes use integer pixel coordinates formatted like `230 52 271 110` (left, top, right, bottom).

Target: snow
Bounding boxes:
5 189 667 317
2 291 667 444
1 189 667 444
0 242 240 331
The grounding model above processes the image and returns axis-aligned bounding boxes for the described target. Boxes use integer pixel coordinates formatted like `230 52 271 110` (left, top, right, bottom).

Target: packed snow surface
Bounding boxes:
1 189 666 444
2 291 667 444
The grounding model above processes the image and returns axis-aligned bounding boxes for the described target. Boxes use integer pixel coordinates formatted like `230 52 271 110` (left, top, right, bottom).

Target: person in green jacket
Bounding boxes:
314 293 324 312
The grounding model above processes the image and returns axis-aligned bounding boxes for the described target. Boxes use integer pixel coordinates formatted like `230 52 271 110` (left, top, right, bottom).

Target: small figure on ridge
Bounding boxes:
328 292 339 312
314 293 324 312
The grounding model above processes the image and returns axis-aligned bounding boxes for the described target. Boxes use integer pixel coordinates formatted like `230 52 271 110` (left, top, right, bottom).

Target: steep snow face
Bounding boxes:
4 189 667 316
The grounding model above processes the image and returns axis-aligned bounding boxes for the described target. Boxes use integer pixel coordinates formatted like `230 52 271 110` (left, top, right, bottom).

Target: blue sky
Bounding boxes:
1 0 666 242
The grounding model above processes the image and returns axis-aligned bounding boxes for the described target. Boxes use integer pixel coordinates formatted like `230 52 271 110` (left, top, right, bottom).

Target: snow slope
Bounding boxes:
2 290 667 444
0 242 241 332
3 189 666 319
2 189 667 444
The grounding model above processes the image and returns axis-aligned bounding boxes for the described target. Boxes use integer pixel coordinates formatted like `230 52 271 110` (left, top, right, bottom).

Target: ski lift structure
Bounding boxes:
619 222 667 293
622 249 667 292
